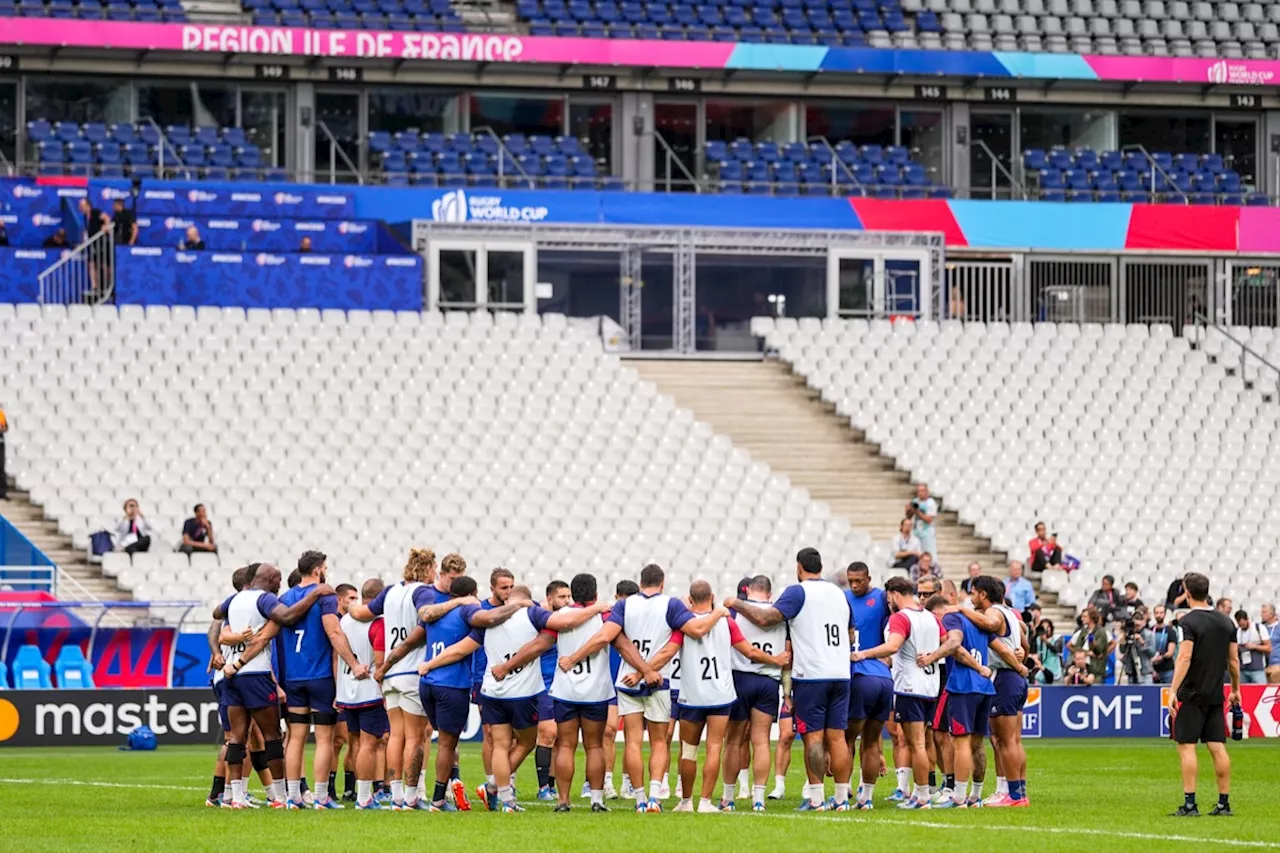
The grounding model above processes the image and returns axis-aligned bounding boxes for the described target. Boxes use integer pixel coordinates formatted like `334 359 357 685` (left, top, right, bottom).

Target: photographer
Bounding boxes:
1151 604 1178 684
1028 618 1063 684
1115 607 1155 685
891 518 922 571
904 483 938 561
1069 606 1111 683
1063 649 1095 686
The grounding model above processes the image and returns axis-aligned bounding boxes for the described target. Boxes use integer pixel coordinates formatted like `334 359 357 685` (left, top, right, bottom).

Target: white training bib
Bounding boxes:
731 600 787 680
891 608 942 699
989 604 1022 672
480 609 546 700
616 593 680 690
225 589 272 675
337 613 382 706
785 580 852 681
550 611 615 704
383 581 425 679
678 616 736 708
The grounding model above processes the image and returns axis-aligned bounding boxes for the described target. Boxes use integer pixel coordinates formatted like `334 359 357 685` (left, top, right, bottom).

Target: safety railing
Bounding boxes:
37 228 115 305
806 135 867 196
1191 314 1280 404
472 125 537 189
317 119 363 185
139 116 191 181
655 128 701 194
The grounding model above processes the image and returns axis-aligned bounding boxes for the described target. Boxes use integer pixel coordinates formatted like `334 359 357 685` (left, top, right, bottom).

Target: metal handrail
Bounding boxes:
471 124 536 189
140 116 191 180
805 135 866 195
1121 143 1185 202
317 119 363 185
655 129 700 193
973 138 1027 200
1192 313 1280 402
38 228 115 305
0 145 14 177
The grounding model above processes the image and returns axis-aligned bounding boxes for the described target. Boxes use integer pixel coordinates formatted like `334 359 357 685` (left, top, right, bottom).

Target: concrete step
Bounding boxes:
0 489 133 602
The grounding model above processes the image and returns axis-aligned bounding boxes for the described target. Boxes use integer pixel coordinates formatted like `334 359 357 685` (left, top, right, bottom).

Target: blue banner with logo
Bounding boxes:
1021 685 1171 738
0 247 64 302
0 179 85 247
90 180 357 220
115 247 422 310
134 215 378 254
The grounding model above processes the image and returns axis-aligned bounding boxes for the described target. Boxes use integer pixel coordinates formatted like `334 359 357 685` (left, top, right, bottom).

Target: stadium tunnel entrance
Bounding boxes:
413 222 944 353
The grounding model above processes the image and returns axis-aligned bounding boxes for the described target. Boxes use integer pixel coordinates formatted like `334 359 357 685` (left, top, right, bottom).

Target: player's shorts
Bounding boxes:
893 694 936 724
848 674 894 723
552 699 611 724
471 683 483 705
991 669 1029 717
616 688 672 723
479 695 541 730
679 703 732 723
931 690 948 730
671 689 681 716
341 702 390 737
213 680 231 732
383 676 426 717
536 691 554 724
1173 699 1227 744
730 671 781 721
420 683 470 736
779 696 792 721
224 672 278 711
606 695 618 707
791 679 851 734
946 692 992 737
285 677 337 714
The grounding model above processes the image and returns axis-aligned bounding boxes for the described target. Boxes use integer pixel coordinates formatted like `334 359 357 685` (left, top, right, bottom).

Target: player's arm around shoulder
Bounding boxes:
468 598 528 629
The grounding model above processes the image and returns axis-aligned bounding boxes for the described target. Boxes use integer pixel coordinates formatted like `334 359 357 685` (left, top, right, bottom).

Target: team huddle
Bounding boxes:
205 546 1033 813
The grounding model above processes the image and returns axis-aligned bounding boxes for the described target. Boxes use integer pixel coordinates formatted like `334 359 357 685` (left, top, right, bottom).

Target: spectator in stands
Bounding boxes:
948 283 966 320
78 197 108 241
1063 649 1095 686
1028 522 1063 573
1151 604 1178 684
905 483 938 560
1006 561 1035 612
0 220 8 247
111 198 137 247
1166 576 1191 612
113 498 152 554
1216 597 1234 617
180 503 218 555
891 518 922 571
179 226 206 251
1029 618 1063 684
910 551 941 585
78 197 110 299
298 236 313 253
959 561 981 595
1070 606 1111 682
1089 574 1122 623
1263 604 1280 684
1235 610 1270 685
1121 582 1145 618
0 399 7 500
42 228 69 249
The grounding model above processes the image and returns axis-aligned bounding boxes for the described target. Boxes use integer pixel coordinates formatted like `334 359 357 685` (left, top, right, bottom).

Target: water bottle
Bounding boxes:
1231 703 1244 741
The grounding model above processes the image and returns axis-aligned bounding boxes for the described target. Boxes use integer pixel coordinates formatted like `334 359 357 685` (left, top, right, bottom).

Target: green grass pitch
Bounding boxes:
2 740 1276 852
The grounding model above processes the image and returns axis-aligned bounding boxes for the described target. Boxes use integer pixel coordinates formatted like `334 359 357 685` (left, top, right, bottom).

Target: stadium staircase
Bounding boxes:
631 358 1071 622
181 0 248 21
0 487 129 603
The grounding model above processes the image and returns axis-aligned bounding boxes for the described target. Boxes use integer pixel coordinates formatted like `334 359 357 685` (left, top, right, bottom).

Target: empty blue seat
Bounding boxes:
54 645 95 689
13 645 52 689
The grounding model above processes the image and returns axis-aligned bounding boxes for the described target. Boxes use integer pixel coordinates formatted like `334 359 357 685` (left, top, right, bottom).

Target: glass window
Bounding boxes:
537 250 621 320
468 93 564 139
367 88 462 135
240 89 287 169
970 111 1014 199
654 101 698 191
1021 107 1116 152
315 91 361 183
137 81 235 129
1216 118 1257 187
900 110 944 184
0 80 16 170
804 103 895 148
706 100 793 144
639 253 675 350
25 77 131 125
568 100 613 173
695 254 826 350
1118 113 1210 155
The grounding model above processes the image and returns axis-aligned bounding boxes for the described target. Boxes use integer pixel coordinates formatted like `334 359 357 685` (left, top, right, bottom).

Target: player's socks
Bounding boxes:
635 788 648 809
649 780 664 801
405 785 419 805
390 780 404 803
895 768 911 794
536 746 553 789
300 776 310 793
316 781 329 802
210 776 226 802
451 765 461 782
834 783 850 806
328 772 337 794
857 782 875 803
912 784 927 801
970 779 984 800
1009 780 1025 800
230 779 246 805
344 771 356 797
753 784 765 803
928 771 937 790
723 783 736 801
269 781 285 802
590 789 604 806
498 785 516 805
994 776 1007 797
434 781 448 802
287 780 302 802
944 774 955 792
357 780 373 803
737 769 749 792
674 798 694 812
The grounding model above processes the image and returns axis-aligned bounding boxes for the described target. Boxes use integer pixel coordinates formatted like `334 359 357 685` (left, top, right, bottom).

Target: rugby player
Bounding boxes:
471 569 515 805
333 582 359 802
536 580 572 801
844 562 892 808
337 578 390 809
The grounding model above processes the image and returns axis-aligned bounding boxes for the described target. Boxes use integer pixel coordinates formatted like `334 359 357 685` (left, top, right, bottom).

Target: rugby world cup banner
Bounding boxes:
6 20 1280 86
1019 684 1280 739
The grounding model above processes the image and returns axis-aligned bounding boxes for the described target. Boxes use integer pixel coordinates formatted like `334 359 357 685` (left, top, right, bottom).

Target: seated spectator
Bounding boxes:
1005 561 1035 612
1151 604 1177 684
113 498 152 554
42 228 69 249
1089 574 1121 623
0 220 8 247
891 518 922 571
1069 606 1110 683
299 236 313 253
1029 617 1063 684
1165 576 1190 612
179 226 205 251
1028 522 1062 573
909 551 940 585
1121 582 1144 618
1216 597 1234 616
959 561 981 594
1236 610 1271 684
180 503 218 555
1263 603 1280 684
905 483 938 560
1063 649 1095 686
